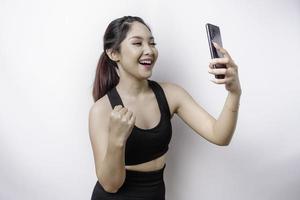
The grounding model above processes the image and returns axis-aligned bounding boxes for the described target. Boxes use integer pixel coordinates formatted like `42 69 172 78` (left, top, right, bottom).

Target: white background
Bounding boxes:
1 0 299 199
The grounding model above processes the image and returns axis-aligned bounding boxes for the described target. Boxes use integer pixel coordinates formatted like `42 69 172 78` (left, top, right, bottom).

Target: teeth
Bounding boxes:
139 60 152 64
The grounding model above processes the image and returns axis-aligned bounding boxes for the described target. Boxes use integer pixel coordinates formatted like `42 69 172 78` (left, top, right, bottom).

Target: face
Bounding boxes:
115 21 158 80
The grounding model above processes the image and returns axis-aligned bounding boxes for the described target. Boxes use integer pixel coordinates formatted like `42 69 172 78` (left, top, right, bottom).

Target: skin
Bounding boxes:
89 21 242 190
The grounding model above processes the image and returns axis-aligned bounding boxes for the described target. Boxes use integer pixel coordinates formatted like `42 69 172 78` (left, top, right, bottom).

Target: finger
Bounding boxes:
123 110 133 121
210 78 225 84
212 42 232 59
119 107 128 116
210 57 231 65
209 63 227 70
128 114 136 125
210 77 232 84
209 62 222 69
209 62 214 69
111 105 123 117
208 68 227 76
114 105 123 111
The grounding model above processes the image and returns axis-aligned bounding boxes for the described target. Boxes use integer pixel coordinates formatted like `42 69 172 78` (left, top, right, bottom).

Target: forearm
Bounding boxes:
98 137 126 193
213 91 241 145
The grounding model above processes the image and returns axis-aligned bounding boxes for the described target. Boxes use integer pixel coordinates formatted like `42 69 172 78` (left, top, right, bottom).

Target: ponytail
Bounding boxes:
92 52 119 102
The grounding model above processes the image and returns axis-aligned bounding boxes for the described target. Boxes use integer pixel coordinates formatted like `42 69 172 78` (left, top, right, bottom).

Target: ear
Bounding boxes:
105 49 120 62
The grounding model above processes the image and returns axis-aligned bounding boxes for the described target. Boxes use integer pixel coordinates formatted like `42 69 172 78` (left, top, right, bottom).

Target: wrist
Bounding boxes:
108 136 126 148
225 104 240 112
229 89 242 97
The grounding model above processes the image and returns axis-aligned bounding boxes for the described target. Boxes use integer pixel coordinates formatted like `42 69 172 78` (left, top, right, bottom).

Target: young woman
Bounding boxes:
89 16 241 200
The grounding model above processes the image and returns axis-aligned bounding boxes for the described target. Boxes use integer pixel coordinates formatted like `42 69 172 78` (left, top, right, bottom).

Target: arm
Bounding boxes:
166 83 224 145
88 101 126 193
213 92 241 145
166 83 240 146
166 43 241 146
101 138 126 193
208 42 242 145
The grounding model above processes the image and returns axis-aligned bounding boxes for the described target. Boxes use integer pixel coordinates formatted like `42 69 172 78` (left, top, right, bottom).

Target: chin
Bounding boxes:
137 72 152 81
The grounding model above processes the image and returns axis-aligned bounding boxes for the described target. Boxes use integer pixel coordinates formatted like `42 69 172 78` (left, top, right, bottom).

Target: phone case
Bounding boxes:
205 23 226 79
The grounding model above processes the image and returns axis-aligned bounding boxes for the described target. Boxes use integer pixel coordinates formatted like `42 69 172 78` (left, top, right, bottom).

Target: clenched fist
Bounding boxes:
108 105 136 144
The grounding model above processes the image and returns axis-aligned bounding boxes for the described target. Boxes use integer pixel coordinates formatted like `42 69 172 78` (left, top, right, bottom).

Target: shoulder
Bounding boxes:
156 81 190 102
88 95 112 130
156 81 187 94
155 81 190 115
90 95 110 115
88 95 113 175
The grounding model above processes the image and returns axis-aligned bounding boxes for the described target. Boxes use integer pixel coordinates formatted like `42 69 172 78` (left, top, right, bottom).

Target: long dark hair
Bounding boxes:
92 16 151 102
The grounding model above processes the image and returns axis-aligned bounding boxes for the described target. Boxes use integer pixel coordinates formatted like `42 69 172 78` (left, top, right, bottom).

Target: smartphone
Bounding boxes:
205 23 226 79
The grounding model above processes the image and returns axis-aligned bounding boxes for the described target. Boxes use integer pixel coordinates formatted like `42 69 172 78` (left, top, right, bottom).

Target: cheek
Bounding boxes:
154 49 159 60
121 44 139 56
127 48 141 60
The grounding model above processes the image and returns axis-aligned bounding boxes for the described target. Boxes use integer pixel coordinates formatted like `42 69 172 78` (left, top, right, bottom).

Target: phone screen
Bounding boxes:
206 23 223 58
206 23 226 79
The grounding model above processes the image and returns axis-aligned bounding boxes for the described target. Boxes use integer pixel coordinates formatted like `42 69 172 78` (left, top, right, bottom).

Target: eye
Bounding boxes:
133 42 142 46
150 42 157 46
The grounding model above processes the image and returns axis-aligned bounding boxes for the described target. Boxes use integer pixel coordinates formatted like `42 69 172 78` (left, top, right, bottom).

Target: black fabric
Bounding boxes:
91 164 166 200
106 79 172 165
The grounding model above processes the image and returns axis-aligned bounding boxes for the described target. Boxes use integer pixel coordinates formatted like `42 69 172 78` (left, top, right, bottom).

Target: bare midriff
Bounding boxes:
125 153 167 172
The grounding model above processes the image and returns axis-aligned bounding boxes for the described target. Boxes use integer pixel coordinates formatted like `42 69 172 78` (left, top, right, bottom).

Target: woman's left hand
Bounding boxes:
208 42 242 95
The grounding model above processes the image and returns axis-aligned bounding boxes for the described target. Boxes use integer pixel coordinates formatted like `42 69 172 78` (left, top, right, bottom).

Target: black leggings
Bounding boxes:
91 164 166 200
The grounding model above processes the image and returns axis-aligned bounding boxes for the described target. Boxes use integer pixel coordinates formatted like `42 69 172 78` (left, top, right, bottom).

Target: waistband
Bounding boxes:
124 164 166 184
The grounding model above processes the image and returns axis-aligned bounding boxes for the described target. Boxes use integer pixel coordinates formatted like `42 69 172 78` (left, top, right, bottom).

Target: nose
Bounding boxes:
143 44 154 55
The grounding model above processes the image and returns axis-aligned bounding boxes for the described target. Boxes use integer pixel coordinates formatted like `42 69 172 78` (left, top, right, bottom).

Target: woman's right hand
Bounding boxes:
108 105 136 145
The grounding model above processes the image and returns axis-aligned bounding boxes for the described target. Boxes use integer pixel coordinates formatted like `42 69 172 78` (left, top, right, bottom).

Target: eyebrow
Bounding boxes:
129 36 155 40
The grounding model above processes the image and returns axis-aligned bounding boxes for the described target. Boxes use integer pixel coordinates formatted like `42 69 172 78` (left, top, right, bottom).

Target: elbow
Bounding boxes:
97 176 125 193
218 141 230 146
101 184 120 193
213 138 231 146
212 131 233 146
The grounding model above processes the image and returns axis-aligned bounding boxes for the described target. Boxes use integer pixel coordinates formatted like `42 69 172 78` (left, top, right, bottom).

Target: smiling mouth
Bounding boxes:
139 63 153 70
139 60 153 65
138 59 153 68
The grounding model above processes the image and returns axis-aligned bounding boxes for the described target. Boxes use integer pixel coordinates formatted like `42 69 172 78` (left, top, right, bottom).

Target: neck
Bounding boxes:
116 77 150 98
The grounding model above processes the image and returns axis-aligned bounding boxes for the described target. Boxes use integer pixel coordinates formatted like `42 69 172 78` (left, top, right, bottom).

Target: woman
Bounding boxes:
89 16 241 200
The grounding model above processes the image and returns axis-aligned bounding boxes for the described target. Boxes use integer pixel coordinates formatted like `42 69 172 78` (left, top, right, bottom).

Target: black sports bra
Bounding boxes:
107 79 172 165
